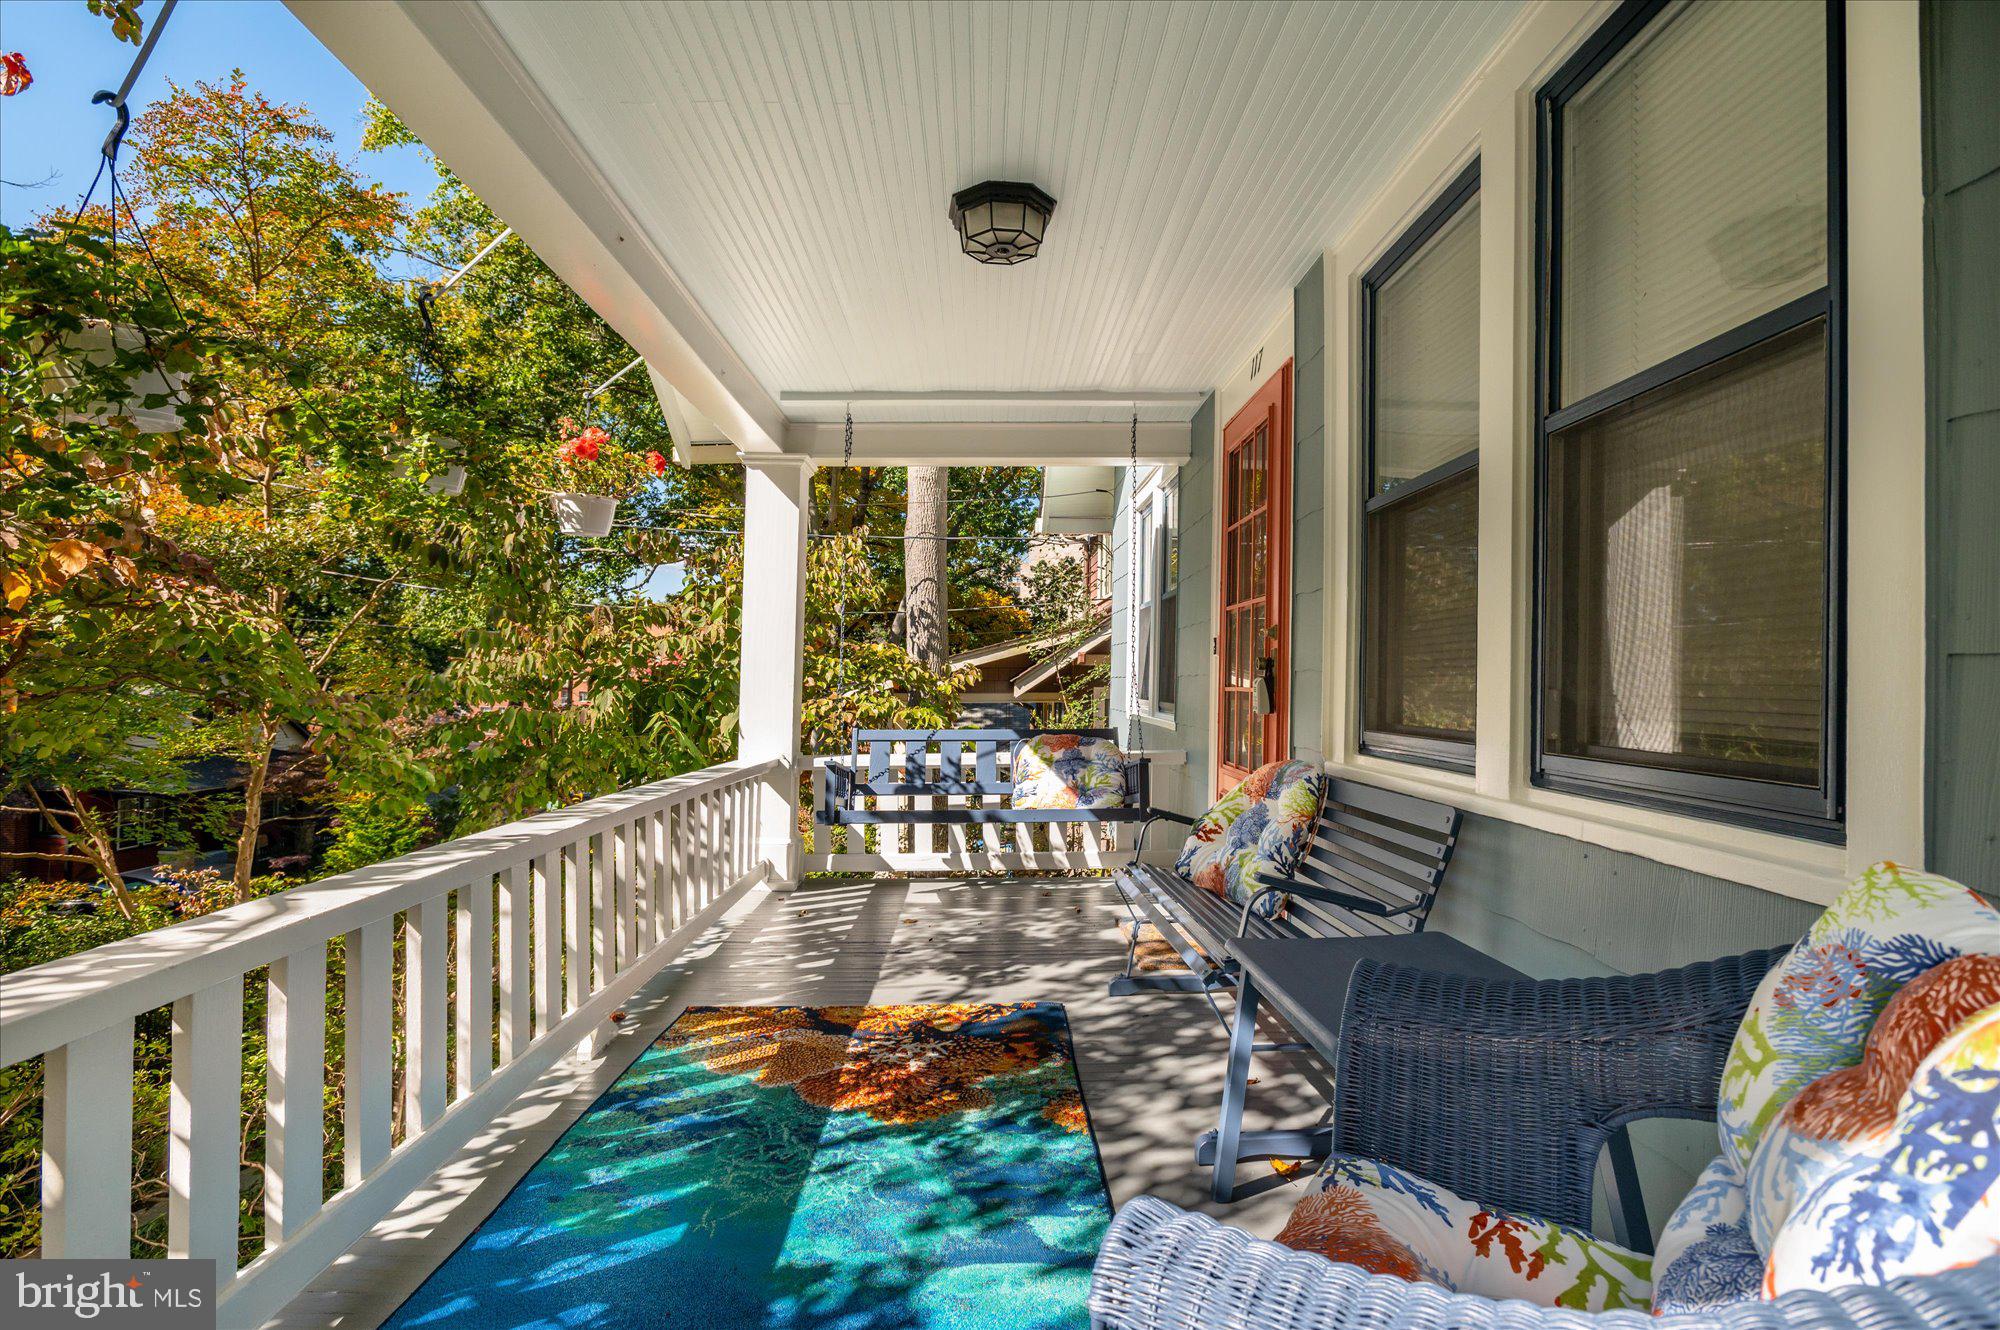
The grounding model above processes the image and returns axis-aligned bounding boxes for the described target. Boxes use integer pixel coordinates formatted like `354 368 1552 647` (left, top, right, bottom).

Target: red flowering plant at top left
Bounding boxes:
543 418 669 501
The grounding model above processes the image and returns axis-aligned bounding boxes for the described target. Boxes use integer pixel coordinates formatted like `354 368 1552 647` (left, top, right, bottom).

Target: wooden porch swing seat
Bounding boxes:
1108 777 1464 998
816 728 1155 827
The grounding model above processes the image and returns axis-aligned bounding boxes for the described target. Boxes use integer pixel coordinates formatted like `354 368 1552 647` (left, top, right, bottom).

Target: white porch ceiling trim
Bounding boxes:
784 421 1188 468
288 0 786 453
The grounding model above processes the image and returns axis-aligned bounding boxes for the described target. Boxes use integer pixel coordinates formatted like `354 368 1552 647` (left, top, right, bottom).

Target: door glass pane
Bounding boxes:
1560 0 1827 402
1249 514 1267 598
1542 321 1827 785
1374 198 1480 494
1365 472 1478 741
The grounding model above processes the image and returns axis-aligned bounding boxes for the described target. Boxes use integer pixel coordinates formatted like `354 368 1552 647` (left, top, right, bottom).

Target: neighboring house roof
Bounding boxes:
1010 621 1111 699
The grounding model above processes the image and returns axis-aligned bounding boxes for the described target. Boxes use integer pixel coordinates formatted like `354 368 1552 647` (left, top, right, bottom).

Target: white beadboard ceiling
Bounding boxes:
475 0 1523 422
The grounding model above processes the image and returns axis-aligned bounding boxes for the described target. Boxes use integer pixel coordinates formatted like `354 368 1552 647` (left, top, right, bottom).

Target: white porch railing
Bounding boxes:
801 748 1185 874
0 756 776 1329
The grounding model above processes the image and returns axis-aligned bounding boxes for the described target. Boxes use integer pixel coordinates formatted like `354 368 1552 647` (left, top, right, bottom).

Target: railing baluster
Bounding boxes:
500 860 531 1061
169 978 243 1273
564 838 588 1013
265 946 325 1247
678 800 695 925
635 813 656 953
616 820 637 969
455 873 493 1095
534 850 559 1037
41 1017 134 1258
593 830 616 991
344 920 392 1185
405 897 448 1132
651 807 670 940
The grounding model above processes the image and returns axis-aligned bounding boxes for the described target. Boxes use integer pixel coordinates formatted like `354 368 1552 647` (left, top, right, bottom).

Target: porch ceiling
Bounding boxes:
295 0 1522 448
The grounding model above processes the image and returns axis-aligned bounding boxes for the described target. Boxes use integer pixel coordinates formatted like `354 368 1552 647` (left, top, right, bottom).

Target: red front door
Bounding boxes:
1216 361 1292 790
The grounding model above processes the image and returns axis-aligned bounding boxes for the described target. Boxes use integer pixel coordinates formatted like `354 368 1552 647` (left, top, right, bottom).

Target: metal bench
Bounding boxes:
816 727 1154 827
1108 776 1464 1003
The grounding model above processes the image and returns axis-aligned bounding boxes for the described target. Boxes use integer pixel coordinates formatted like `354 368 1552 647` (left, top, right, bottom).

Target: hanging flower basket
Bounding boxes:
540 423 667 537
551 491 619 536
43 320 194 434
391 435 468 497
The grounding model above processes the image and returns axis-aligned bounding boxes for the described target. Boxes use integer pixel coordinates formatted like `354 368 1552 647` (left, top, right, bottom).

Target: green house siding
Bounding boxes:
1923 0 2000 885
1293 257 1328 767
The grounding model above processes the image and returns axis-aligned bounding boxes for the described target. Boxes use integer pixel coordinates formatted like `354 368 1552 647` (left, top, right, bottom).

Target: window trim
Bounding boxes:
1357 157 1482 774
1529 0 1848 841
1132 465 1177 723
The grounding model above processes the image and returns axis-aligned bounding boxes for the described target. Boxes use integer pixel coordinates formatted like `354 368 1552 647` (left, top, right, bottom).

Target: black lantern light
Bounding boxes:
948 180 1057 265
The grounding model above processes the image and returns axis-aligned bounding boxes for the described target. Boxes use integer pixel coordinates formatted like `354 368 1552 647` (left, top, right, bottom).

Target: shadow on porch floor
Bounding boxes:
267 874 1327 1329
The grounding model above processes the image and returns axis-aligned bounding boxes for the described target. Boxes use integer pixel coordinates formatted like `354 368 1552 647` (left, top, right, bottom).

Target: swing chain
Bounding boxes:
834 405 853 694
1124 410 1141 755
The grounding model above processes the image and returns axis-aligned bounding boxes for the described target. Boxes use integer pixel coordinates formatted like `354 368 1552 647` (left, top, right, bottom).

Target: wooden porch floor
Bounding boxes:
268 873 1327 1329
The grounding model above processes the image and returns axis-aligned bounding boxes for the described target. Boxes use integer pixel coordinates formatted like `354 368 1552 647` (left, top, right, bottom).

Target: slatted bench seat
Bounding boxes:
1108 777 1464 1000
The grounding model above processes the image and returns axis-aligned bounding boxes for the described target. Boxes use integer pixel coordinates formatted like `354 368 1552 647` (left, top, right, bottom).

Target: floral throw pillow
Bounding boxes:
1743 953 2000 1253
1173 759 1326 918
1651 1156 1763 1314
1275 1154 1653 1312
1011 734 1127 811
1716 862 2000 1174
1765 998 2000 1295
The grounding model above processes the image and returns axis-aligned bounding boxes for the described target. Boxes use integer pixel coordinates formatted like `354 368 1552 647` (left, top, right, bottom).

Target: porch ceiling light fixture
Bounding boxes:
948 180 1057 265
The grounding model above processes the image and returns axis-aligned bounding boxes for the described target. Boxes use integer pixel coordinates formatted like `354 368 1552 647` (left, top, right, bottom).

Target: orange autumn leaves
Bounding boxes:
663 1004 1088 1132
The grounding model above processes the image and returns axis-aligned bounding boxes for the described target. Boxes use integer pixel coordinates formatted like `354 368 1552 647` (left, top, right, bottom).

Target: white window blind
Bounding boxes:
1560 0 1827 403
1375 198 1481 491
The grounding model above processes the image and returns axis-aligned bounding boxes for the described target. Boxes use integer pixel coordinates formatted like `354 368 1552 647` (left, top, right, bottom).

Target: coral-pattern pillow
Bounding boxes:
1765 998 2000 1295
1651 1156 1763 1314
1275 1154 1652 1311
1744 954 2000 1252
1717 863 2000 1173
1011 734 1127 811
1173 759 1326 918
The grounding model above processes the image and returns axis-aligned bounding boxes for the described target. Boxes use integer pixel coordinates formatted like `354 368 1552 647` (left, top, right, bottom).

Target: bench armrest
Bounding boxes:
1132 808 1196 859
1331 945 1790 1232
1242 877 1417 926
816 760 856 823
1089 1195 2000 1330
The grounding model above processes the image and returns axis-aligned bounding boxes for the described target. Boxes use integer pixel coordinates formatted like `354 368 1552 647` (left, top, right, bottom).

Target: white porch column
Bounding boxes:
738 454 814 887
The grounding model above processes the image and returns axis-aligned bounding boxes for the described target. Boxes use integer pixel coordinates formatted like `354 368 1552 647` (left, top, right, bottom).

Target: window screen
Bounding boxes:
1361 163 1480 766
1535 0 1838 834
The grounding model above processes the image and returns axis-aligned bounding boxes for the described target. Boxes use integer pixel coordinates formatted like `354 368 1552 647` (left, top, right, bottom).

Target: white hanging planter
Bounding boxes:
424 465 467 497
391 436 468 496
44 320 193 434
551 492 618 537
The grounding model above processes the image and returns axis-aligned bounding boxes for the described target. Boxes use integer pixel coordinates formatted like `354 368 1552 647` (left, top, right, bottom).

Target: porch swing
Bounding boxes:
815 411 1155 832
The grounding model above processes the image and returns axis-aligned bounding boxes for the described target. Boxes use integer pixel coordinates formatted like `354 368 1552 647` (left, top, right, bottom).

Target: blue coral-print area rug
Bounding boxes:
382 1003 1112 1330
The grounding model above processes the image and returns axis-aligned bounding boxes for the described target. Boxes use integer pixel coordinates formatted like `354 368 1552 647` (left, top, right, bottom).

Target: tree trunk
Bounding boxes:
903 466 949 671
232 714 280 903
48 785 139 921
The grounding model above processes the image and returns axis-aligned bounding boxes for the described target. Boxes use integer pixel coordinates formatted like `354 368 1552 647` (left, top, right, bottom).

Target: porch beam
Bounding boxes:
781 420 1190 468
288 0 784 453
780 390 1207 413
738 456 814 887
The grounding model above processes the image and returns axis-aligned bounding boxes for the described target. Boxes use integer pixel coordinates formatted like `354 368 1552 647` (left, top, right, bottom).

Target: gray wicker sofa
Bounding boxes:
1088 950 2000 1330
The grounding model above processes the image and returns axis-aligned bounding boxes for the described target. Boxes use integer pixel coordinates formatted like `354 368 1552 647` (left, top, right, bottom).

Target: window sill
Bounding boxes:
1332 753 1851 908
1130 706 1177 732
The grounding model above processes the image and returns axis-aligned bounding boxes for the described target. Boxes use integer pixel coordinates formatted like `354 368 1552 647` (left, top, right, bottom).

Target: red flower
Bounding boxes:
646 449 668 476
560 430 604 466
2 54 31 97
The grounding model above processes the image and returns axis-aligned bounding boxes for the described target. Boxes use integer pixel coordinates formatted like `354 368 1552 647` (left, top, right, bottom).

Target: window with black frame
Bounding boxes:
1534 0 1842 836
1360 161 1480 770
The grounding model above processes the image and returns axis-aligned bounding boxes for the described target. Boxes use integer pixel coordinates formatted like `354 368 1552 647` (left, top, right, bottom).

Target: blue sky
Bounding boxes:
0 0 437 230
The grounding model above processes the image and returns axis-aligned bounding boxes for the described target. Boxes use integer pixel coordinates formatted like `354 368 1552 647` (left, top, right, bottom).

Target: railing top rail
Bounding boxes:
0 756 778 1064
